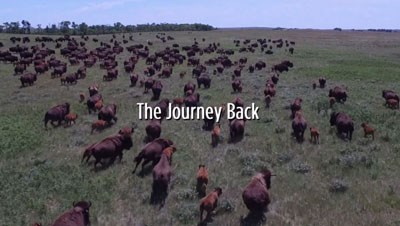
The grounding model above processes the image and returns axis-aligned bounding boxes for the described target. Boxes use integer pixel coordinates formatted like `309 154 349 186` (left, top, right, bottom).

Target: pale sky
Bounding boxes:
0 0 398 29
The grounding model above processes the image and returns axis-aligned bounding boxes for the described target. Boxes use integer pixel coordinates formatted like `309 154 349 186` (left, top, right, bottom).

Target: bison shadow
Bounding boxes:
228 135 244 144
85 158 122 172
135 164 154 178
150 184 168 209
240 211 267 226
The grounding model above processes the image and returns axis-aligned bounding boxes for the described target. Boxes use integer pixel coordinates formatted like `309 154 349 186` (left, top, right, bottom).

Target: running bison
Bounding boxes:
44 102 70 128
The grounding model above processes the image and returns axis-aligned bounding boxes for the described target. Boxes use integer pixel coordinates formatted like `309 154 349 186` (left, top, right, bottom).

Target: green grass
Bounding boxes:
0 29 400 226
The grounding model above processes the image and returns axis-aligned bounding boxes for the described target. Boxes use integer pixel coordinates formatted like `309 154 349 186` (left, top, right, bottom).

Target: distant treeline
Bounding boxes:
0 20 215 35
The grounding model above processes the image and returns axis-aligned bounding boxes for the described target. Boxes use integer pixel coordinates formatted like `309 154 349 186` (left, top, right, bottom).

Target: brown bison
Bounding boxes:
151 80 163 101
172 98 184 107
199 187 222 223
330 112 354 141
291 111 307 142
151 146 177 206
329 97 336 108
82 128 134 168
361 123 375 140
197 73 211 89
91 120 109 134
132 138 174 175
88 85 99 97
310 127 320 144
211 123 221 147
197 164 209 198
79 93 85 103
64 113 78 127
44 103 70 128
329 86 347 103
229 119 245 142
98 104 117 124
242 170 274 214
20 73 37 87
50 201 92 226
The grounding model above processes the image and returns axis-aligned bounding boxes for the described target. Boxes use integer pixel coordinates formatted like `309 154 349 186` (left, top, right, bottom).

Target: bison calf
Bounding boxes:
310 127 320 144
64 113 78 127
199 187 222 223
361 123 375 140
197 165 209 198
91 120 109 134
211 123 221 147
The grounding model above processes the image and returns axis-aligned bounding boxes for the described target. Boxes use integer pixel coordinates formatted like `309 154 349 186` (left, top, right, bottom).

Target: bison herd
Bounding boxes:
2 32 397 225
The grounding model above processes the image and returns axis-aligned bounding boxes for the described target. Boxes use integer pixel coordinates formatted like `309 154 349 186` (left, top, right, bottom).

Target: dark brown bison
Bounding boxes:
98 104 117 124
319 77 326 88
290 98 303 119
130 73 139 87
199 187 222 223
151 146 177 206
50 201 92 226
232 79 243 93
20 73 37 87
229 119 245 142
82 128 134 168
88 85 99 97
151 80 163 100
86 94 103 114
146 119 162 142
132 138 174 175
184 93 200 107
382 90 399 102
330 112 354 141
264 84 276 97
184 81 196 96
329 86 347 103
144 78 155 93
44 103 70 128
14 64 26 74
242 170 274 214
197 73 211 89
292 111 307 142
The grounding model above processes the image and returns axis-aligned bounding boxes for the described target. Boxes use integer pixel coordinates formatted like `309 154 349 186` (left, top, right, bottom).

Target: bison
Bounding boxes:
291 111 307 142
82 128 134 168
330 112 354 141
86 94 102 114
50 201 92 226
310 127 320 144
361 123 374 140
91 120 109 134
329 86 347 103
199 187 222 223
20 73 37 87
145 119 162 142
151 146 177 206
229 119 245 142
196 164 209 198
132 138 174 175
211 123 221 147
98 104 117 124
242 170 274 214
44 103 70 128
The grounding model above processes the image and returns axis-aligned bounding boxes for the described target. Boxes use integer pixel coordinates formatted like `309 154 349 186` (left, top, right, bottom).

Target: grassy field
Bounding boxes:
1 29 400 226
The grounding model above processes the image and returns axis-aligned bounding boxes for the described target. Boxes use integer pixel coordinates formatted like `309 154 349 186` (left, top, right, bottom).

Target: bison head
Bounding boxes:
73 201 91 225
330 112 339 126
260 169 274 189
213 187 222 196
